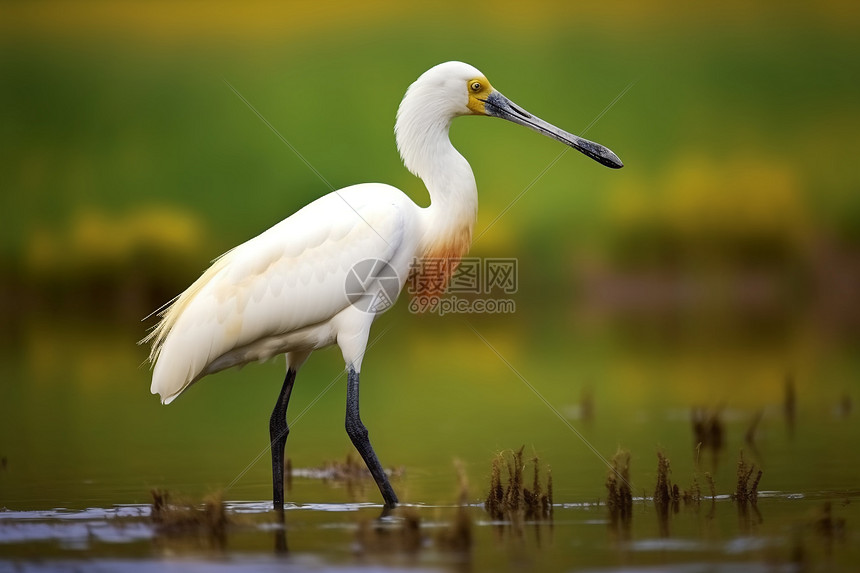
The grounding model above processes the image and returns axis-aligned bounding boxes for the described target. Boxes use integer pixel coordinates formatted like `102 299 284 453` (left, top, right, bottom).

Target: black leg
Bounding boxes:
345 366 399 507
270 368 297 510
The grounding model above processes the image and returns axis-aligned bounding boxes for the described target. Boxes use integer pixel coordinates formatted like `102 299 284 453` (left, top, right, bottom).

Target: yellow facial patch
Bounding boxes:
465 76 494 115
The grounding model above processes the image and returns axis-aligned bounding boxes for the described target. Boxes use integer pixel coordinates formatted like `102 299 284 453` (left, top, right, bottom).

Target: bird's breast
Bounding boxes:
408 224 472 299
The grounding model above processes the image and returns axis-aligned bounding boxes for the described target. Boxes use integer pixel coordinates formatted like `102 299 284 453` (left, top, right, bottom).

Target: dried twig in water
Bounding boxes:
484 447 552 522
150 489 228 545
523 457 542 519
506 447 524 512
654 452 672 507
682 473 701 505
485 456 504 519
705 472 716 500
545 469 553 519
291 453 405 501
734 450 762 503
654 451 677 537
605 449 632 531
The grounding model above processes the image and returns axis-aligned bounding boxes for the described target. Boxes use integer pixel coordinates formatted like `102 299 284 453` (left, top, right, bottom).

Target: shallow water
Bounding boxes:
1 313 858 570
1 492 858 571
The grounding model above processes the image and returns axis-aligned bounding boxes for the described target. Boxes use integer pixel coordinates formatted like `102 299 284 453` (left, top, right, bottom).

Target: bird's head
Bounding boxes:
397 61 623 170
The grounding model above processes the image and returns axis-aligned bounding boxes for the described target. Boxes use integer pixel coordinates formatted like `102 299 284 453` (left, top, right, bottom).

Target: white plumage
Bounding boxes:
143 61 622 508
146 183 419 403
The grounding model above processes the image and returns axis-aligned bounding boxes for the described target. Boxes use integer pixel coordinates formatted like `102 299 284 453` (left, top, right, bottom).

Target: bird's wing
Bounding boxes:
146 184 411 404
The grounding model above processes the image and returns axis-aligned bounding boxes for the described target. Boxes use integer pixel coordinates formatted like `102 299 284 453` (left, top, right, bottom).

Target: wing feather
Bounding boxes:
146 184 413 403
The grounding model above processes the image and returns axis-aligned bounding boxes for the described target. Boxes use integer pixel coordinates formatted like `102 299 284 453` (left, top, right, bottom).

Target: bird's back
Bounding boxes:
146 184 417 404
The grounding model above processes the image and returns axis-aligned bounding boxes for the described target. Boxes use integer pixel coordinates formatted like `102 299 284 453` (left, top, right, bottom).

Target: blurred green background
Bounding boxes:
1 1 858 510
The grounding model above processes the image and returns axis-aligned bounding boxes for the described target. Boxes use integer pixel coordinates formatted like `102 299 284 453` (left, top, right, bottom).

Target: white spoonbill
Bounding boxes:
144 61 623 510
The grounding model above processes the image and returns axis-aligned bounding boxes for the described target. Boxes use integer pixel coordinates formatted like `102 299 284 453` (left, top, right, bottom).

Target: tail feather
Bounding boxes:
142 249 235 403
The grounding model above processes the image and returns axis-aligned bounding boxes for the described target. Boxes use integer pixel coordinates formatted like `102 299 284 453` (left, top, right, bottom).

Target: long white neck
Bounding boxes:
395 85 478 250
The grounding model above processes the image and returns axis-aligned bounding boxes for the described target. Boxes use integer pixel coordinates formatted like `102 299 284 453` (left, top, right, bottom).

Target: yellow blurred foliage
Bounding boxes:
607 152 813 257
2 0 857 42
26 206 207 275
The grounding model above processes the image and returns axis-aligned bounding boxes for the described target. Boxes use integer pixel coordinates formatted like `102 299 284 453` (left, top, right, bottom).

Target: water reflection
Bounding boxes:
149 490 228 554
736 497 763 536
273 508 287 554
1 299 858 570
2 496 860 571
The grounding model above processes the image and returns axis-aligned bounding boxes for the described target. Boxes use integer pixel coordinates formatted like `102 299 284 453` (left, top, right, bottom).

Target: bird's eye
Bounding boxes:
470 81 482 93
